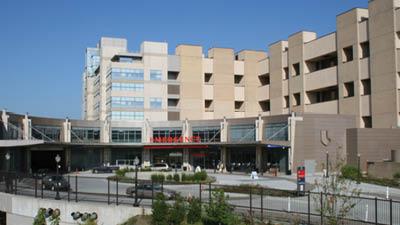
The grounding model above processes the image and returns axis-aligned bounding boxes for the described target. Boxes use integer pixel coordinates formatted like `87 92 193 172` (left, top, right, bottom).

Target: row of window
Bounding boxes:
111 111 144 120
108 68 163 81
30 123 288 143
111 83 144 91
107 97 163 109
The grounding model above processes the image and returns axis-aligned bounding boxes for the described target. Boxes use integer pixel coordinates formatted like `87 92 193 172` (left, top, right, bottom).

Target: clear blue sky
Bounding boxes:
0 0 368 119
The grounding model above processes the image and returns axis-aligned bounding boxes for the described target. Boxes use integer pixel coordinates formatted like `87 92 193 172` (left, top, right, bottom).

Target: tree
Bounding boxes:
186 197 201 224
314 157 361 225
168 194 186 225
203 190 241 225
152 193 169 225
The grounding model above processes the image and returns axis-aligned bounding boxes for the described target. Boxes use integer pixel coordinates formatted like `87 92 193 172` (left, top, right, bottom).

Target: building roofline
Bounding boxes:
336 7 368 18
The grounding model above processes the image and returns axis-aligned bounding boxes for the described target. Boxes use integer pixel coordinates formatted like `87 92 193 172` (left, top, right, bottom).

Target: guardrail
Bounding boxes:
0 171 399 225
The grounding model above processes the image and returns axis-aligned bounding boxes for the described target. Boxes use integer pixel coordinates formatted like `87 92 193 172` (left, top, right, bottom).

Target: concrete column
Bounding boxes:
220 147 228 172
22 114 31 140
26 150 31 173
255 115 264 141
143 119 152 143
101 120 110 143
1 109 9 131
220 117 228 142
256 146 263 172
182 148 190 169
142 148 151 167
103 148 111 165
63 118 71 142
65 147 71 172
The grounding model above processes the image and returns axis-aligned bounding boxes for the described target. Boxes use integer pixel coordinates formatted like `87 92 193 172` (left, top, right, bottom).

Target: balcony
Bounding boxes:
305 66 338 91
235 86 245 101
257 85 270 101
305 100 338 114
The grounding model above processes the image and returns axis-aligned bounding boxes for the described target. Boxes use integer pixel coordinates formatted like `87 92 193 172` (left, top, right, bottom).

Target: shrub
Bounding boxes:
141 167 152 172
193 171 208 181
152 193 169 225
33 208 46 225
203 190 240 225
151 173 165 183
340 165 359 180
187 198 202 224
394 172 400 180
173 173 180 182
116 168 130 177
166 174 173 181
168 194 186 225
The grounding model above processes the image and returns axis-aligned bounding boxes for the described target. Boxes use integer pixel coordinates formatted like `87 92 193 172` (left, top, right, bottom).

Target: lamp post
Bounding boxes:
5 152 10 193
55 154 61 200
357 154 361 184
133 156 140 207
325 151 329 178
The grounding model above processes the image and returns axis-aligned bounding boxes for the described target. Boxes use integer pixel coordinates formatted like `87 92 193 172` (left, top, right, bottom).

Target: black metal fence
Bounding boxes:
0 171 399 225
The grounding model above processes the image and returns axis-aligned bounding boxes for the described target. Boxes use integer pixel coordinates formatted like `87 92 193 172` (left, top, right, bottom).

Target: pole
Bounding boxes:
249 187 253 216
55 162 60 200
208 182 211 205
357 154 361 184
199 183 202 205
261 188 264 222
107 178 110 205
326 151 329 178
41 177 44 199
116 177 119 206
151 179 154 206
308 191 311 225
34 176 38 198
320 192 323 225
375 197 378 225
67 175 70 202
134 165 138 207
75 176 78 202
390 199 393 225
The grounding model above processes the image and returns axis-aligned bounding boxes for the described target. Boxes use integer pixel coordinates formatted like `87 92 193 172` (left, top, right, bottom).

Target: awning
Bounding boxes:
144 145 209 149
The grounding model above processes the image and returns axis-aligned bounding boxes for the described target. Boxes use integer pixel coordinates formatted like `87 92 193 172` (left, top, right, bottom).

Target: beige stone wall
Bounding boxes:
269 41 287 115
176 45 204 120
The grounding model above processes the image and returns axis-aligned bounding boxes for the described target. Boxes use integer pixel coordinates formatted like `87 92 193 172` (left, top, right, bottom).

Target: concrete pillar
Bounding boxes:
1 109 9 131
255 115 264 141
220 147 228 172
142 148 151 167
182 148 190 170
22 114 31 140
256 146 263 172
65 147 71 172
143 119 152 143
183 119 189 142
220 117 228 142
103 148 111 165
101 120 110 143
63 118 71 142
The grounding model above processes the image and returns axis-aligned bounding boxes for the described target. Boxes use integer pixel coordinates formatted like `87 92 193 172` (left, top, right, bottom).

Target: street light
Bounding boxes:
55 154 61 200
357 154 361 184
133 156 140 207
325 150 329 178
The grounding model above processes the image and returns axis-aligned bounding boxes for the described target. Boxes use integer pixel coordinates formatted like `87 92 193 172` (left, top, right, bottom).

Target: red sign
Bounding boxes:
150 136 201 143
297 169 305 179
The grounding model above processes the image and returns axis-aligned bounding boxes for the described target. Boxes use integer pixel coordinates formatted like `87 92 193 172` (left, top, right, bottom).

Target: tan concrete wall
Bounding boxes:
208 48 235 118
237 50 268 117
176 45 204 120
367 162 400 179
369 0 399 128
269 41 287 115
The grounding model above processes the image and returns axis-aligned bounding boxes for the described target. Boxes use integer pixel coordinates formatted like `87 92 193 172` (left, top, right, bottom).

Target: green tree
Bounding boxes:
314 157 361 225
203 190 240 225
168 194 186 225
187 198 202 224
152 193 169 225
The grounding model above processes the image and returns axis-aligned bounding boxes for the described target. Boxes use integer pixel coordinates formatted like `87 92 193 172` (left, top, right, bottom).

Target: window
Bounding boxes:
110 97 144 108
264 122 288 141
306 86 338 104
168 71 179 80
204 73 213 84
305 52 337 73
284 96 289 108
111 83 144 91
362 116 372 128
229 124 255 142
111 128 141 143
283 67 289 80
71 127 100 143
343 81 355 98
360 42 370 58
168 99 179 107
32 125 61 141
192 126 220 142
292 63 300 76
109 68 144 80
205 100 213 112
259 100 270 112
110 111 144 120
153 128 182 139
293 93 300 106
150 98 162 109
259 74 270 86
361 79 371 95
150 70 162 80
235 101 244 112
234 75 243 85
118 57 133 63
342 46 353 62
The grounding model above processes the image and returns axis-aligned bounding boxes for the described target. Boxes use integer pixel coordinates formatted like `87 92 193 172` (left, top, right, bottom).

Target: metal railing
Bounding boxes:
0 171 399 225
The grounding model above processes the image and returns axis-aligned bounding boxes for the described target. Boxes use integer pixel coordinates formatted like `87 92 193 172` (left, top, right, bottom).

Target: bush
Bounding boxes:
151 173 165 183
141 167 152 172
193 171 208 181
187 198 202 224
203 190 240 225
394 172 400 180
152 193 169 225
341 165 359 180
116 168 130 177
33 208 46 225
168 195 186 225
166 174 173 181
173 173 180 182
